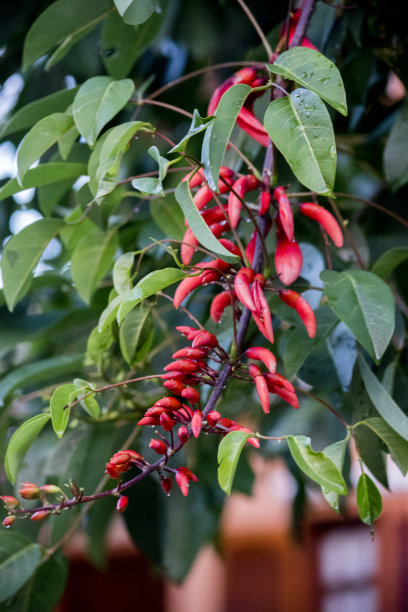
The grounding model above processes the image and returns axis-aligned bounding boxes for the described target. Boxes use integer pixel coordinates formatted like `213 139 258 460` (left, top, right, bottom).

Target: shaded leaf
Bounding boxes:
371 246 408 280
384 97 408 191
0 163 87 201
149 195 185 240
267 47 347 115
50 384 77 438
321 270 395 362
174 181 240 264
264 88 336 194
287 435 348 494
353 424 389 489
356 473 382 525
321 438 348 512
217 431 251 495
114 0 162 25
113 252 134 293
356 417 408 475
119 304 152 365
5 413 51 483
73 76 134 146
170 109 214 153
0 533 42 604
1 219 64 311
201 83 250 191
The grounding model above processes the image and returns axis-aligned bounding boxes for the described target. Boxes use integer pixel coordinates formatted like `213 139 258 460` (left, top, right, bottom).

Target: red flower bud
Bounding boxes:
172 348 207 360
206 410 221 426
40 484 61 495
176 326 201 339
255 375 270 414
236 106 269 147
160 477 173 496
31 510 50 522
275 224 303 285
192 331 218 349
181 226 199 265
182 167 206 188
246 346 277 373
191 410 203 438
175 467 198 496
228 175 259 228
279 289 316 338
251 281 274 343
210 290 235 324
2 515 16 528
1 496 19 509
234 267 256 311
160 412 176 431
155 397 182 409
106 450 144 478
173 275 203 308
137 415 160 426
149 439 168 455
178 425 189 444
274 186 294 241
163 379 185 394
299 202 343 247
116 496 129 513
264 373 299 409
260 192 271 215
19 482 41 500
181 387 200 403
208 68 258 115
164 359 200 373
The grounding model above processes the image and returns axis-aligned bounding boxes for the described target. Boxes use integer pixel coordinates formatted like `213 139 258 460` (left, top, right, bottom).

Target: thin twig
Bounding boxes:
236 0 273 59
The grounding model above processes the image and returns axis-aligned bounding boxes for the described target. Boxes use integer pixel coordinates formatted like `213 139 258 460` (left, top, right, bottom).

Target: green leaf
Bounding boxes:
217 431 251 495
174 181 240 264
358 354 408 442
119 304 152 365
16 113 74 184
321 270 395 362
149 195 185 240
321 438 348 512
22 0 113 70
0 354 84 406
264 88 336 195
0 87 79 139
0 533 42 604
356 473 382 525
50 384 77 438
71 228 119 304
353 425 389 489
267 47 347 116
1 219 64 311
102 9 164 79
89 121 153 197
201 83 251 191
356 417 408 475
131 145 170 195
0 163 87 201
113 0 162 25
384 97 408 191
371 246 408 280
113 252 134 293
287 435 348 495
72 76 134 146
58 124 79 160
6 552 68 612
170 110 214 153
4 413 51 483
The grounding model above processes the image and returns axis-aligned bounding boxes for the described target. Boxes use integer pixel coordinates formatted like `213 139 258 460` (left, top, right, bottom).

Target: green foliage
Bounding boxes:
5 414 51 483
217 431 251 495
0 533 43 604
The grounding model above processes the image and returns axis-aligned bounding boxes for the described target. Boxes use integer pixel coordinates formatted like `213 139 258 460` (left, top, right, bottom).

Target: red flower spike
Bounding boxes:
210 290 234 324
236 106 269 147
255 375 270 414
31 510 50 522
160 477 173 496
191 410 203 438
234 267 256 311
145 407 165 418
228 175 259 228
247 346 277 373
181 387 200 403
173 275 203 308
155 397 182 410
2 515 16 528
299 202 343 247
164 359 200 373
105 450 144 478
260 192 271 215
160 412 176 431
206 410 221 426
208 68 258 115
279 289 317 338
178 425 189 444
172 348 207 360
192 331 218 349
116 496 129 513
19 482 41 500
1 496 19 509
175 467 198 496
264 373 299 409
163 379 185 394
149 439 168 455
274 187 294 241
137 415 160 426
275 224 303 285
175 326 200 339
251 282 274 343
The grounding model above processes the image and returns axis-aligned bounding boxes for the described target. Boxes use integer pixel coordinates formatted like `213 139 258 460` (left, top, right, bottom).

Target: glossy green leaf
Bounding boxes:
114 0 162 25
201 83 250 191
287 435 348 495
217 431 251 495
149 195 185 240
0 533 42 604
170 110 214 153
1 219 64 311
50 384 77 438
119 304 152 365
0 354 84 406
321 270 395 362
384 98 408 191
16 113 74 184
58 124 79 160
356 417 408 475
113 252 134 293
371 247 408 280
358 354 408 442
0 87 79 139
264 88 336 194
132 146 170 195
71 229 119 304
4 413 51 483
0 163 87 201
353 424 389 489
174 181 240 264
321 438 348 512
22 0 113 70
267 47 347 116
73 76 134 146
356 473 382 525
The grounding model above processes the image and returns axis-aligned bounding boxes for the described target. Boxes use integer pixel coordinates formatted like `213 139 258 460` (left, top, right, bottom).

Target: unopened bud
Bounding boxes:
178 426 189 444
149 439 167 455
160 477 172 496
31 510 50 522
116 496 129 513
19 482 41 500
40 484 62 495
2 515 16 528
1 495 19 509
